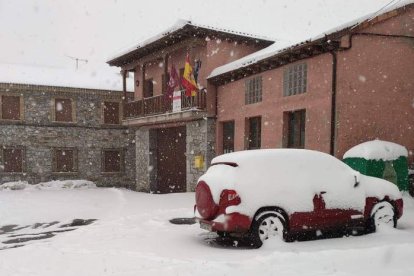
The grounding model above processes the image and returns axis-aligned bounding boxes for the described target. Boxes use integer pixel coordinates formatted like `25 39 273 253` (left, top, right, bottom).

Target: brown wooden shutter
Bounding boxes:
4 148 23 172
103 150 121 173
55 98 73 122
55 149 75 172
103 102 120 124
1 96 21 120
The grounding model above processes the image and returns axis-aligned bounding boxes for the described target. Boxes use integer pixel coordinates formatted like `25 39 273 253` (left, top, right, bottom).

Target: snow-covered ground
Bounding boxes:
0 186 413 276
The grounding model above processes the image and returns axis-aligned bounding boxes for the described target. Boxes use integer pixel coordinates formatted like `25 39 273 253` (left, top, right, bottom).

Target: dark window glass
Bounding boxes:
1 95 21 120
55 98 73 122
54 148 76 172
222 121 235 153
144 79 154 98
284 63 307 96
103 101 120 125
103 150 122 173
247 117 261 150
245 76 262 104
287 110 306 148
3 148 23 172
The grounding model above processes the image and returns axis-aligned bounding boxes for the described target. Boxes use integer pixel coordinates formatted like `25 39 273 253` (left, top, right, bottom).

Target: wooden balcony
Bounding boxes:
123 90 207 125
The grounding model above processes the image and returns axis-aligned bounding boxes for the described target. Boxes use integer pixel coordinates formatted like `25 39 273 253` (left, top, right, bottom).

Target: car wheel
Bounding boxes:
370 201 396 231
250 212 286 248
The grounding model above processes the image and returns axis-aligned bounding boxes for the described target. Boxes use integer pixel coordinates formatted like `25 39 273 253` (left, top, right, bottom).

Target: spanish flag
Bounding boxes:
181 54 198 97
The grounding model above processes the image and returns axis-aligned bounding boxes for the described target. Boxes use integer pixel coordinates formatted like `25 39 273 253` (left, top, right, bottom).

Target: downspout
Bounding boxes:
328 32 414 156
329 50 337 156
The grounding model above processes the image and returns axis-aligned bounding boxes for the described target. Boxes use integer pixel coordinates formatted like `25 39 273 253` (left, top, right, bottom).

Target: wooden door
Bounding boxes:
156 126 186 193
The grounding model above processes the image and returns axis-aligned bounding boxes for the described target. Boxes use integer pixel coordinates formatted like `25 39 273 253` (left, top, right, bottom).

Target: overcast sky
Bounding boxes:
0 0 392 71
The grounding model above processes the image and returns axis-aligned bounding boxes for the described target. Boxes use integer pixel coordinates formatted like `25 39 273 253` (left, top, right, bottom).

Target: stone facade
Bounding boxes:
186 118 215 192
134 117 216 193
0 83 136 188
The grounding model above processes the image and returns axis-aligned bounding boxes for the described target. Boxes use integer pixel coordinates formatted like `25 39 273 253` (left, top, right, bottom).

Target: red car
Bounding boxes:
195 149 403 247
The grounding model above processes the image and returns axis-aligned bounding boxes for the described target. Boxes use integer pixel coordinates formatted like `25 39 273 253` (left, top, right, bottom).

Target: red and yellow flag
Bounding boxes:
181 54 198 97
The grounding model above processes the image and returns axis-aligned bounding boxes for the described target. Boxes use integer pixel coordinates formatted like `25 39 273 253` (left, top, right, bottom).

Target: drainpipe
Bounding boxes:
328 32 414 156
329 50 337 156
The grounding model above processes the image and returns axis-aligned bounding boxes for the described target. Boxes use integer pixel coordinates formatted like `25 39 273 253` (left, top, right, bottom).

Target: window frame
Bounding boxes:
283 63 307 97
0 146 25 173
101 148 125 174
52 147 78 173
51 97 76 123
246 116 261 150
222 120 235 154
143 78 154 98
285 109 306 149
245 76 263 105
102 100 122 125
0 94 24 121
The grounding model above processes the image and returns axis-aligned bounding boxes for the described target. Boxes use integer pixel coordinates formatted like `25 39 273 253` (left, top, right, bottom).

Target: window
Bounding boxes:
245 76 262 104
1 147 24 173
54 98 74 122
53 148 77 173
144 79 154 98
1 95 22 120
222 121 235 153
102 149 123 173
103 101 120 125
284 63 307 96
247 117 261 150
286 110 306 148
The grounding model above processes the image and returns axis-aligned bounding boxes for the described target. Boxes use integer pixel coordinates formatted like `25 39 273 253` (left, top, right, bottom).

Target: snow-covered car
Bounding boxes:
195 149 403 247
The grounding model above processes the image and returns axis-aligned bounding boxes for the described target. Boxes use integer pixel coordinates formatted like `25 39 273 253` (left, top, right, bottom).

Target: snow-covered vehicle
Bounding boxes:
195 149 403 247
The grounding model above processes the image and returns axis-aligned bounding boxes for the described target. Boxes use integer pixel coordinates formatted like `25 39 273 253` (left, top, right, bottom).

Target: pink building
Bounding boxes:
108 2 414 192
108 21 272 192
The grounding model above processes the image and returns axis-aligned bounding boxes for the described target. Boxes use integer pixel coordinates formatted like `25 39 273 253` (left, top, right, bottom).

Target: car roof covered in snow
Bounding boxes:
208 0 414 83
343 140 408 161
107 19 274 67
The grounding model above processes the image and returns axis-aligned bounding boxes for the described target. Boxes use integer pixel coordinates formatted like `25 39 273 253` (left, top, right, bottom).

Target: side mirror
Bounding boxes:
354 174 360 188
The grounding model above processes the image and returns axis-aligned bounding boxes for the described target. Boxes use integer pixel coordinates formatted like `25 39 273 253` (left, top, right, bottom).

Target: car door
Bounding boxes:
313 190 364 230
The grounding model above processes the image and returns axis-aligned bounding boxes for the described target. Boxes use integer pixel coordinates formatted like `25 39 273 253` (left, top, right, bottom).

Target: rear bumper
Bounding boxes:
197 213 252 233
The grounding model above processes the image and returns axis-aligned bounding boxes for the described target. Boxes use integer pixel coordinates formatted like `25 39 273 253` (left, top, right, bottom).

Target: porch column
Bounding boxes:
141 64 146 98
163 54 169 94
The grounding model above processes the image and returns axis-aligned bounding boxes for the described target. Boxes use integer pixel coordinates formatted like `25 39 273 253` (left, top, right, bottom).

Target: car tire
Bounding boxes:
370 201 397 232
249 212 286 248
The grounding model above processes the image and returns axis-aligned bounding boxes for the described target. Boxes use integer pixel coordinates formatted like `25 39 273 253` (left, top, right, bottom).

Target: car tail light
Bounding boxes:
219 189 241 207
195 181 219 220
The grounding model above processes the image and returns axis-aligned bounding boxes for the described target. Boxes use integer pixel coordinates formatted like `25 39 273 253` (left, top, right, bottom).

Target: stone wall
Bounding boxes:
0 83 136 188
134 118 216 193
186 119 216 192
135 127 150 192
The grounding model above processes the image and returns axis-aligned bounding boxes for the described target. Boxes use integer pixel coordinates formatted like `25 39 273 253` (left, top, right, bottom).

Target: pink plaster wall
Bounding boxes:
335 6 414 158
216 54 333 154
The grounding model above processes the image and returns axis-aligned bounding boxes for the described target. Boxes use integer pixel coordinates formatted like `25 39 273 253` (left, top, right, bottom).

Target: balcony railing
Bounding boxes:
124 90 207 119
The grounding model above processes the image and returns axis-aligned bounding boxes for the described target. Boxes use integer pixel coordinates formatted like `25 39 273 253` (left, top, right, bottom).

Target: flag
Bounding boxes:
193 59 202 84
166 64 179 99
181 54 198 97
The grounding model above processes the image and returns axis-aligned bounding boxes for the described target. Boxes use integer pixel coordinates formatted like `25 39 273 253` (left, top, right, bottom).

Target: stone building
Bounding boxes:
0 75 136 188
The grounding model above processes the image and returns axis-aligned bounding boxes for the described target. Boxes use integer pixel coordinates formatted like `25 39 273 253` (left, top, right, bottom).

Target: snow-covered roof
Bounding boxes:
107 19 274 66
343 140 408 161
0 63 133 91
209 0 414 79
